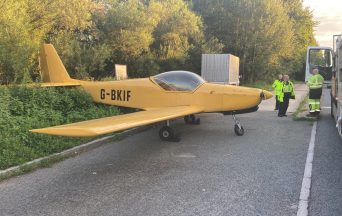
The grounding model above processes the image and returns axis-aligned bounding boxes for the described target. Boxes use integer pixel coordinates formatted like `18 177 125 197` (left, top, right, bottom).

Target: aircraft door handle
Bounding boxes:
209 90 215 94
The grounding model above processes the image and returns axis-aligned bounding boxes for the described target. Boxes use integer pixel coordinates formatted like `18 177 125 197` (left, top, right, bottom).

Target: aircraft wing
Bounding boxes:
30 106 203 137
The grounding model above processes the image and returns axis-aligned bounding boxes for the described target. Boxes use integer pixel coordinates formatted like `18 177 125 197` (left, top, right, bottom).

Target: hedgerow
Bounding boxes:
0 86 120 170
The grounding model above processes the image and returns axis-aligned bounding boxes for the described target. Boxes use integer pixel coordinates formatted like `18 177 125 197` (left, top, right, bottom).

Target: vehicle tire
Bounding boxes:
234 124 244 136
159 126 174 141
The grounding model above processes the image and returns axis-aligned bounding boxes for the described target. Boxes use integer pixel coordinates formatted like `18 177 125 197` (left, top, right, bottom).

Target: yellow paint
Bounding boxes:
30 106 202 137
30 44 272 137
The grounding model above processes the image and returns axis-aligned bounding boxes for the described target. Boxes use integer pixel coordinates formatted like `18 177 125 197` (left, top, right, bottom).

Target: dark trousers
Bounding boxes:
275 95 280 110
278 93 291 116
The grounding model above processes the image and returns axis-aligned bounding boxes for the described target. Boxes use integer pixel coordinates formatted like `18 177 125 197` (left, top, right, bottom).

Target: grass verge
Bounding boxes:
292 95 317 121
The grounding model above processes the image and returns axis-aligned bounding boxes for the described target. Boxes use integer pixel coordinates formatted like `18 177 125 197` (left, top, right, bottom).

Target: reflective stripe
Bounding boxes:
310 85 323 89
308 74 324 89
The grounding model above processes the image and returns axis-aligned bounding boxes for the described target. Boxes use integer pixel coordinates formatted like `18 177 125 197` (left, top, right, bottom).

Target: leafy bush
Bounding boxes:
0 86 121 170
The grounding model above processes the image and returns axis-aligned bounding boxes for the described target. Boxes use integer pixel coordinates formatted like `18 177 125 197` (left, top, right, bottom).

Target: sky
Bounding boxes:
303 0 342 47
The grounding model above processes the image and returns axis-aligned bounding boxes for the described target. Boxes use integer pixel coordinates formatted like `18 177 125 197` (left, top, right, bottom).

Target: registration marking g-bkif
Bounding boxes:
100 89 131 101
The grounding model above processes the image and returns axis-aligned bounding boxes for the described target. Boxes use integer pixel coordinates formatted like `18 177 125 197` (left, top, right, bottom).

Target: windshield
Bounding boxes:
153 71 205 91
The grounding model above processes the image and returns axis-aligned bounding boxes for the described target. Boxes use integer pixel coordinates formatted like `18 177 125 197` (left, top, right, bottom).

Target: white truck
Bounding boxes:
306 34 342 138
201 54 240 85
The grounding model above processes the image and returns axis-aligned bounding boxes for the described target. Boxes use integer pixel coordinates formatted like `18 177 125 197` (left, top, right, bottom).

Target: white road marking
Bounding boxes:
321 106 331 109
297 121 317 216
173 153 197 158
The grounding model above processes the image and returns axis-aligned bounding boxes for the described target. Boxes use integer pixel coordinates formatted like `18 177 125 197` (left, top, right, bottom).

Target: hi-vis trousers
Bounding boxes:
308 99 320 112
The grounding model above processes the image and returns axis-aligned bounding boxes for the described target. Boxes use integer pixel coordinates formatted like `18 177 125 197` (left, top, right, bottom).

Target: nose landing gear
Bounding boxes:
232 113 244 136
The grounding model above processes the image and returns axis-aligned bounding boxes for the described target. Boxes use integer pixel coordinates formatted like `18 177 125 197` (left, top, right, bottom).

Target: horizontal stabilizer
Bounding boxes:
30 106 203 137
40 81 81 87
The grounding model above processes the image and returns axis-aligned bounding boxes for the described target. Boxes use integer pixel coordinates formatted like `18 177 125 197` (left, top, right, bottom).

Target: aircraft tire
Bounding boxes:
184 115 195 124
184 115 200 125
234 124 244 136
184 115 191 124
159 126 175 141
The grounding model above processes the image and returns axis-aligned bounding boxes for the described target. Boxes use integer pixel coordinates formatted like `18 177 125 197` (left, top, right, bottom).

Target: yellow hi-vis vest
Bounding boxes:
278 81 295 102
272 79 283 96
308 74 324 89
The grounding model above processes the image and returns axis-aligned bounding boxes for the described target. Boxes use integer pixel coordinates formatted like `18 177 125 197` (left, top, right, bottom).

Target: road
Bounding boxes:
309 88 342 216
0 85 341 216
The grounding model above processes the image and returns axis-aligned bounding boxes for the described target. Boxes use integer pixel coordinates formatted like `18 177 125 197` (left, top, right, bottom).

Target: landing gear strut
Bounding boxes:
232 113 244 136
184 114 200 125
159 120 180 142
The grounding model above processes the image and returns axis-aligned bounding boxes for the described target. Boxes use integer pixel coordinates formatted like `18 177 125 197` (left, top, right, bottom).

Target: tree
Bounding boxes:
0 0 94 84
282 0 318 80
193 0 315 83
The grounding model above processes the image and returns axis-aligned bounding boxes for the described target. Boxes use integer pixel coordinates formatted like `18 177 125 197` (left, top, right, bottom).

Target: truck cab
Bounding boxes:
305 46 333 83
305 35 342 137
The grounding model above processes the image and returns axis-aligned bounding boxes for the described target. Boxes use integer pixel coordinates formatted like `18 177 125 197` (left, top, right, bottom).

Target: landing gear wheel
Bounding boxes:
232 113 244 136
184 115 192 124
184 115 200 125
159 126 179 142
234 124 244 136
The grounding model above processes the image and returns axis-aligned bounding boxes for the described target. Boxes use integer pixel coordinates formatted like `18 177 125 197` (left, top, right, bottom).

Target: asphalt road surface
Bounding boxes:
309 88 342 216
1 86 341 216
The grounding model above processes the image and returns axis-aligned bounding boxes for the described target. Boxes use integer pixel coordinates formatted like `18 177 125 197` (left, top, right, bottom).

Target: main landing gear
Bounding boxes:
159 115 201 142
159 114 244 141
232 113 244 136
159 120 180 142
184 114 201 125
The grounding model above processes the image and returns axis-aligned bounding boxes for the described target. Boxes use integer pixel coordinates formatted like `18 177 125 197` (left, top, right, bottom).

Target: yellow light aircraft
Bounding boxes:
30 44 272 141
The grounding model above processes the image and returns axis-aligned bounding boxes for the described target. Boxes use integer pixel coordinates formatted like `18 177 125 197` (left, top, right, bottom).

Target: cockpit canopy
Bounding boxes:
153 71 205 91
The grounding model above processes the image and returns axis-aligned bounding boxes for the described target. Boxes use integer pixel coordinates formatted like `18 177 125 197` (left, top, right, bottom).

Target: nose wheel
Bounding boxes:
233 113 244 136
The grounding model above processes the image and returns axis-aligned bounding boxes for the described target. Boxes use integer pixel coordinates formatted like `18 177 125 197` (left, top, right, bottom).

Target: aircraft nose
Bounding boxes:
260 90 273 100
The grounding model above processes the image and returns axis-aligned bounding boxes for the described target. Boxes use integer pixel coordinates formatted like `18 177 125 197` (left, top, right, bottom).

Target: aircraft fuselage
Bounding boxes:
80 78 266 113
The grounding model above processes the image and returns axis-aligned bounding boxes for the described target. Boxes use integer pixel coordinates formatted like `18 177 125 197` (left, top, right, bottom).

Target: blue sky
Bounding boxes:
303 0 342 47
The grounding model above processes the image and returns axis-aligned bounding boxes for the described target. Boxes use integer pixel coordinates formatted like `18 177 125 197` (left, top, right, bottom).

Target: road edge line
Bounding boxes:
297 121 317 216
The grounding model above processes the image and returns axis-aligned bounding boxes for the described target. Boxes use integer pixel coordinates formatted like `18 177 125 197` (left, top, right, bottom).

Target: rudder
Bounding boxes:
39 44 77 84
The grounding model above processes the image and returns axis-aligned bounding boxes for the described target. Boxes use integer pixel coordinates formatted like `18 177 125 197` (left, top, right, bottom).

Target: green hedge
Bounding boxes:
0 86 121 170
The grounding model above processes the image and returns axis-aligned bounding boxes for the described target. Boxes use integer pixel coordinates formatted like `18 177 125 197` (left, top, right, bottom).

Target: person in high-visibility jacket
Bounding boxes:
278 75 295 117
307 68 324 115
272 74 283 110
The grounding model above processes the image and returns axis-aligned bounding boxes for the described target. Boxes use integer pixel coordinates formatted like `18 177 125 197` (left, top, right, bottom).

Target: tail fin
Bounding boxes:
39 44 80 86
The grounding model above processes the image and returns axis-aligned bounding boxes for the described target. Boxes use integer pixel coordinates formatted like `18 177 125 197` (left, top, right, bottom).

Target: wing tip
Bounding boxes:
29 128 99 137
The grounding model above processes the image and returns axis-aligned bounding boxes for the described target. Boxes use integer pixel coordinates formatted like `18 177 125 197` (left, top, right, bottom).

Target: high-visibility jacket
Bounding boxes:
272 79 283 96
307 74 324 89
279 81 295 102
